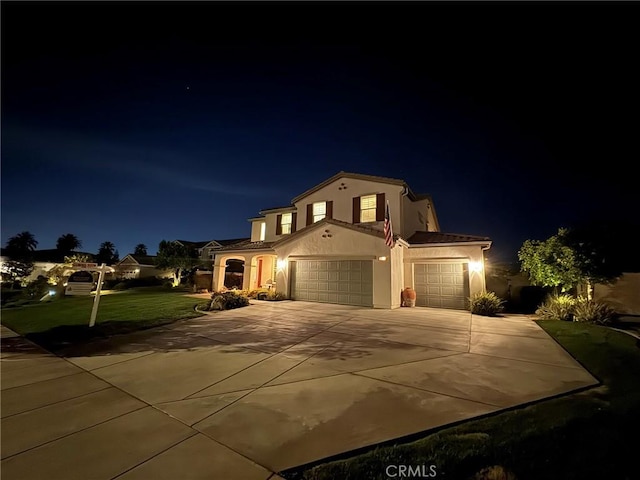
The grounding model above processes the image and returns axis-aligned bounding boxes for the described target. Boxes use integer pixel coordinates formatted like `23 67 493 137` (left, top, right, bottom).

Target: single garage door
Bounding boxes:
414 263 469 309
290 259 373 307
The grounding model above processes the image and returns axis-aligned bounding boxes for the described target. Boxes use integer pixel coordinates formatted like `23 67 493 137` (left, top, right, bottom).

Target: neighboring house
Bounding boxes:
211 171 492 310
114 255 173 280
175 238 250 264
0 249 95 284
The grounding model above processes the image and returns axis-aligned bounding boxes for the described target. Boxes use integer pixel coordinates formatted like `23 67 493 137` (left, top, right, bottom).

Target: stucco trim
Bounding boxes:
408 241 492 248
288 255 378 261
273 218 385 248
258 206 297 214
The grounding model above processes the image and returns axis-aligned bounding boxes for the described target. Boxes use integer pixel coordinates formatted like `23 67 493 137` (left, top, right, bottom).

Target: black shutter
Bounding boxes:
306 204 313 226
276 214 282 235
326 201 333 220
353 197 361 224
376 193 385 221
291 212 298 233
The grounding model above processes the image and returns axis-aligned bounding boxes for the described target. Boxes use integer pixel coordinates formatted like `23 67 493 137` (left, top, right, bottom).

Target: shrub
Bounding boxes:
469 291 505 316
266 291 287 301
573 297 616 325
535 293 576 321
471 465 518 480
206 291 250 311
112 282 129 291
163 281 174 289
22 277 51 300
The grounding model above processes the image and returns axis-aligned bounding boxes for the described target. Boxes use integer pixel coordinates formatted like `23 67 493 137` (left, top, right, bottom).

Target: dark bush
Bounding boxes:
112 282 129 291
1 289 24 305
469 291 505 316
519 286 549 313
22 277 51 300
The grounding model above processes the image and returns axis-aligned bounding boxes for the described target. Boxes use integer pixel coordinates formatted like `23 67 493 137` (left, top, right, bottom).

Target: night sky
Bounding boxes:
2 1 638 263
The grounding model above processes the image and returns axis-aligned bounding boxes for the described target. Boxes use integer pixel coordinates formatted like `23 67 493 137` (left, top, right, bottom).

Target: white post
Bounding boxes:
89 263 107 327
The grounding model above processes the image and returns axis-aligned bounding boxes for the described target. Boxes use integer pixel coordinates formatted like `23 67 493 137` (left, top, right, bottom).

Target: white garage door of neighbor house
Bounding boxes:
414 263 469 310
290 260 373 307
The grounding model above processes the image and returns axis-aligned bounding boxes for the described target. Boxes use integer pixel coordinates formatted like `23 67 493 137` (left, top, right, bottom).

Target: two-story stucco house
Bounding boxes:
212 172 491 310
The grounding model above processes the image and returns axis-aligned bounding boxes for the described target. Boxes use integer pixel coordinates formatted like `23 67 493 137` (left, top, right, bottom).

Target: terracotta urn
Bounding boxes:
402 287 416 307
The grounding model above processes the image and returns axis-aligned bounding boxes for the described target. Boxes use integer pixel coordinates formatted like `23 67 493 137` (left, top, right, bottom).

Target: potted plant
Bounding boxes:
402 287 416 307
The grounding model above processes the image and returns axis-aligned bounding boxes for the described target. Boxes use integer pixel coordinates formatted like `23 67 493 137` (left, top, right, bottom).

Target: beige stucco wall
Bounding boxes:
401 197 431 238
293 178 404 234
250 220 265 242
403 244 488 296
594 273 640 315
255 210 296 243
274 223 393 307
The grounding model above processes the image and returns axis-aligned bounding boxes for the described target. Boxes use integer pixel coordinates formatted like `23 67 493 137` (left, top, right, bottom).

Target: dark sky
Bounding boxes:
2 1 638 262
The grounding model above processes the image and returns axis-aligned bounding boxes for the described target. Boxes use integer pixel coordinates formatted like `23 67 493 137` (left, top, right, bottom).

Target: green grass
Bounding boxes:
1 288 204 350
286 321 640 480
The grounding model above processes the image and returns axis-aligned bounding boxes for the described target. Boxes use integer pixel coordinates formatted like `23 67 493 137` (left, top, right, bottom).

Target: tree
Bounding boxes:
155 240 198 287
3 231 38 288
47 254 94 286
134 244 148 256
6 231 38 257
518 227 620 298
56 234 82 254
96 241 119 265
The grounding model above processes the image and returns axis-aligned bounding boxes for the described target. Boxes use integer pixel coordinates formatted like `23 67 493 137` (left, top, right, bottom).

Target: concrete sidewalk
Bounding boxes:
1 325 282 480
1 303 598 479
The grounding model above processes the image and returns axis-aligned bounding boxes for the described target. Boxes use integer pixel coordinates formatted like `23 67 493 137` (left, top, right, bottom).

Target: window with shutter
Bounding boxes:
312 202 326 223
360 194 377 223
280 213 293 235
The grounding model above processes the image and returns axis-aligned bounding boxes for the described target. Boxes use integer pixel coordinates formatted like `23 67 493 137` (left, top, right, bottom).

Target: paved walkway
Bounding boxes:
1 302 598 479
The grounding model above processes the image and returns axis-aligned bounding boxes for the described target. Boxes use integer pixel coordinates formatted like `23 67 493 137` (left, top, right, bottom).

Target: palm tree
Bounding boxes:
96 241 119 265
56 233 82 253
6 231 38 258
134 244 148 256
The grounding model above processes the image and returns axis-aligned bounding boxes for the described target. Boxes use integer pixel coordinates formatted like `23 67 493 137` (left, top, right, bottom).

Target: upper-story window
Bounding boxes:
259 222 266 241
360 194 377 223
312 202 326 223
280 213 293 235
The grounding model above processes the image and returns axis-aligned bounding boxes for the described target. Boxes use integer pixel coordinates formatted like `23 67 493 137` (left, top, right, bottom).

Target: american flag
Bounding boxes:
384 200 394 248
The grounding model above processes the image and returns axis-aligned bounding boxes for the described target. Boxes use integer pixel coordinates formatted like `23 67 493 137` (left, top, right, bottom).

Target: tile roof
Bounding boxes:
273 218 387 248
214 237 251 247
407 232 491 245
213 240 276 252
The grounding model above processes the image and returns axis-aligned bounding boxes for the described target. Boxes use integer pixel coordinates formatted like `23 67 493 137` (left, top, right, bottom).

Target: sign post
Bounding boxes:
67 262 114 327
89 263 109 327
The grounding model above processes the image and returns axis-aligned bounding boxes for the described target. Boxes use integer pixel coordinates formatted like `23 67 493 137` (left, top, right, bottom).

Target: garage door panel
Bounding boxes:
291 260 373 307
414 262 469 310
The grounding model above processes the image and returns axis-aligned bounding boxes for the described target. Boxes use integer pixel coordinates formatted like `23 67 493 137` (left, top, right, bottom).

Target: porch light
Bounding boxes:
378 256 387 261
469 261 483 273
277 259 287 271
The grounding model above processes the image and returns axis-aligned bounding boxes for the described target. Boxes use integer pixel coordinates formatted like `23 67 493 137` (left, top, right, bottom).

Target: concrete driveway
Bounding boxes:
1 301 598 479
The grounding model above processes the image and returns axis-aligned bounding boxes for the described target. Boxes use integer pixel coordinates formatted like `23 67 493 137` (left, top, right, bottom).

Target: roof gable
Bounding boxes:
273 218 386 248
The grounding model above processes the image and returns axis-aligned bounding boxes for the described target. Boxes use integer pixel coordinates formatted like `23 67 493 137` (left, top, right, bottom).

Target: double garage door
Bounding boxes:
414 263 470 309
290 259 373 307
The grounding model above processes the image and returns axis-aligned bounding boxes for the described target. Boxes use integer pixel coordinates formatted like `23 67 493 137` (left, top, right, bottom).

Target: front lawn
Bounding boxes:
287 321 640 480
1 289 204 349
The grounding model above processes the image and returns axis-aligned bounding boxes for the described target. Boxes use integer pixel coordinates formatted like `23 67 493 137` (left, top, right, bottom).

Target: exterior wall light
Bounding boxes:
277 259 287 271
469 261 483 273
378 256 387 261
